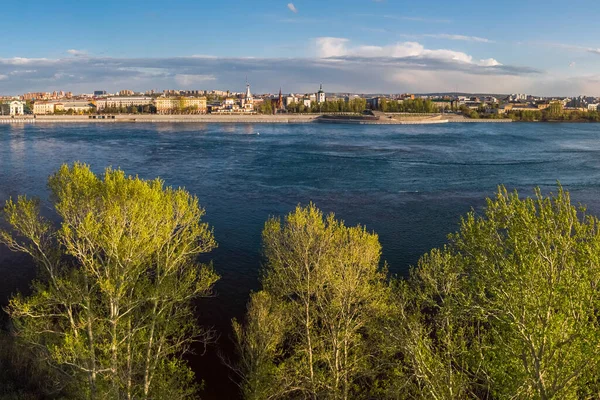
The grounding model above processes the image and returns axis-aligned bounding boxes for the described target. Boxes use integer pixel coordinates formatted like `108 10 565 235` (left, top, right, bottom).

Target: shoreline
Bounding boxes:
0 114 514 124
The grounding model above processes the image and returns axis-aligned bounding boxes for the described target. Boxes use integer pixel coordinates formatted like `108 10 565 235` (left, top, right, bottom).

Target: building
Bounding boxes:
0 100 25 115
23 92 51 101
55 101 95 114
33 101 56 114
367 97 384 110
285 95 297 106
94 90 107 96
119 89 134 96
33 100 94 114
154 97 207 114
498 104 541 114
95 97 154 111
241 84 254 112
276 89 284 112
317 84 326 104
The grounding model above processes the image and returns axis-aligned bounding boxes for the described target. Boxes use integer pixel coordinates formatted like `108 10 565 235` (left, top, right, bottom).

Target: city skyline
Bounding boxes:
2 0 600 96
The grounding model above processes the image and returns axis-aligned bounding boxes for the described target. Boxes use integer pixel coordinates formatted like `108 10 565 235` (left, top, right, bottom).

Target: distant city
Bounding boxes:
2 83 600 119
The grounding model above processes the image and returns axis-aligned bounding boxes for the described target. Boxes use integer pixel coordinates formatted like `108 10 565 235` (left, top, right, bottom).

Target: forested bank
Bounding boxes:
1 164 599 399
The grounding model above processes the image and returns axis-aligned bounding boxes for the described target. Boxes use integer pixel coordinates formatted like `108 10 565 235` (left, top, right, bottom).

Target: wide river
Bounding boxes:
2 122 600 398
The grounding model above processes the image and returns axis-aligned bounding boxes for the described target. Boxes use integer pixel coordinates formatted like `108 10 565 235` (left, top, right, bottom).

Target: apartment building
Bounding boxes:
154 97 207 114
95 97 154 111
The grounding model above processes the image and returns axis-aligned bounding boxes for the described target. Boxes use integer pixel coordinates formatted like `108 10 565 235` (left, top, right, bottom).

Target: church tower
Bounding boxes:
277 88 284 111
317 83 325 104
245 82 253 102
243 81 254 112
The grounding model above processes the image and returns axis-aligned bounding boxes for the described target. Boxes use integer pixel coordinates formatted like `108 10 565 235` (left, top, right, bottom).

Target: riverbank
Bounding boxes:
0 113 513 125
0 114 320 124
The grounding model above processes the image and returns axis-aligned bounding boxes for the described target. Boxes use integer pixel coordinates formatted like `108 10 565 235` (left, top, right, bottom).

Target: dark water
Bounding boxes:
2 122 600 398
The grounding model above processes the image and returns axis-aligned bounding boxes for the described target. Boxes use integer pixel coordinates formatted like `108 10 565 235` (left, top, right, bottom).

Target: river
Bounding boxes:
1 122 600 398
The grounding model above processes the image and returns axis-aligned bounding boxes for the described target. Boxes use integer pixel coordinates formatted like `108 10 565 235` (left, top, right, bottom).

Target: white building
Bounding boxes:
317 84 325 104
241 83 254 112
0 100 25 115
588 103 600 111
285 95 297 106
33 102 56 115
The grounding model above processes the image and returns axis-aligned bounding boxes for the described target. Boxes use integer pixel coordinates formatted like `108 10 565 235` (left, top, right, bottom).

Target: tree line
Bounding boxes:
2 164 600 399
462 101 600 122
285 98 367 114
98 105 157 114
377 98 440 113
507 108 600 122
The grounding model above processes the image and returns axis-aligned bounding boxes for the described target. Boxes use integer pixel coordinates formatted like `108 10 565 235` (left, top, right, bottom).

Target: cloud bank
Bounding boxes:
314 37 503 67
423 34 493 43
1 38 589 96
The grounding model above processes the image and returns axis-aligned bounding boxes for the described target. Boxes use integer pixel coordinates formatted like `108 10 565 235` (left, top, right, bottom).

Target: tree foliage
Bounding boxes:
235 187 600 399
233 204 390 400
286 98 367 114
4 165 600 400
259 99 274 115
0 163 218 400
378 98 439 113
385 185 600 399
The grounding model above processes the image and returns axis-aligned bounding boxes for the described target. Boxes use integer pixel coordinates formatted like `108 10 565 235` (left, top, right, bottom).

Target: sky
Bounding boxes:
1 0 600 96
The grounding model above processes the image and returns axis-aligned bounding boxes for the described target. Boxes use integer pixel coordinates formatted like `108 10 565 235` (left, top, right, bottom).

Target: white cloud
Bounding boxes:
287 3 297 13
67 49 88 57
423 34 493 43
0 74 7 80
9 69 36 75
569 61 576 67
479 58 501 67
0 57 50 65
315 37 502 67
315 37 349 58
174 74 217 86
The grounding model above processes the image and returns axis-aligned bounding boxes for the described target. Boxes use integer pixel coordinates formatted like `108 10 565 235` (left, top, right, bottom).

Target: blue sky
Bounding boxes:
1 0 600 95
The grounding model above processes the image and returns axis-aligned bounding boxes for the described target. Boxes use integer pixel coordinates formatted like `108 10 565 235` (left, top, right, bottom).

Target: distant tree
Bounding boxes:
259 100 273 115
543 102 564 120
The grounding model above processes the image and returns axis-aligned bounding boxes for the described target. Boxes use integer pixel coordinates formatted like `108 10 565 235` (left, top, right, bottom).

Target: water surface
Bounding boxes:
2 122 600 398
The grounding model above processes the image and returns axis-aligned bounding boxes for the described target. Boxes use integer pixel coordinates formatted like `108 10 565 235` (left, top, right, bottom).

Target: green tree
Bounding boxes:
543 102 564 120
233 204 389 400
386 185 600 399
260 99 273 114
1 163 219 399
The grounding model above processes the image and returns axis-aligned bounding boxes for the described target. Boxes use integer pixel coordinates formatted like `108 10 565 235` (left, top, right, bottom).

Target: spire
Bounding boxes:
245 82 252 99
277 88 284 110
